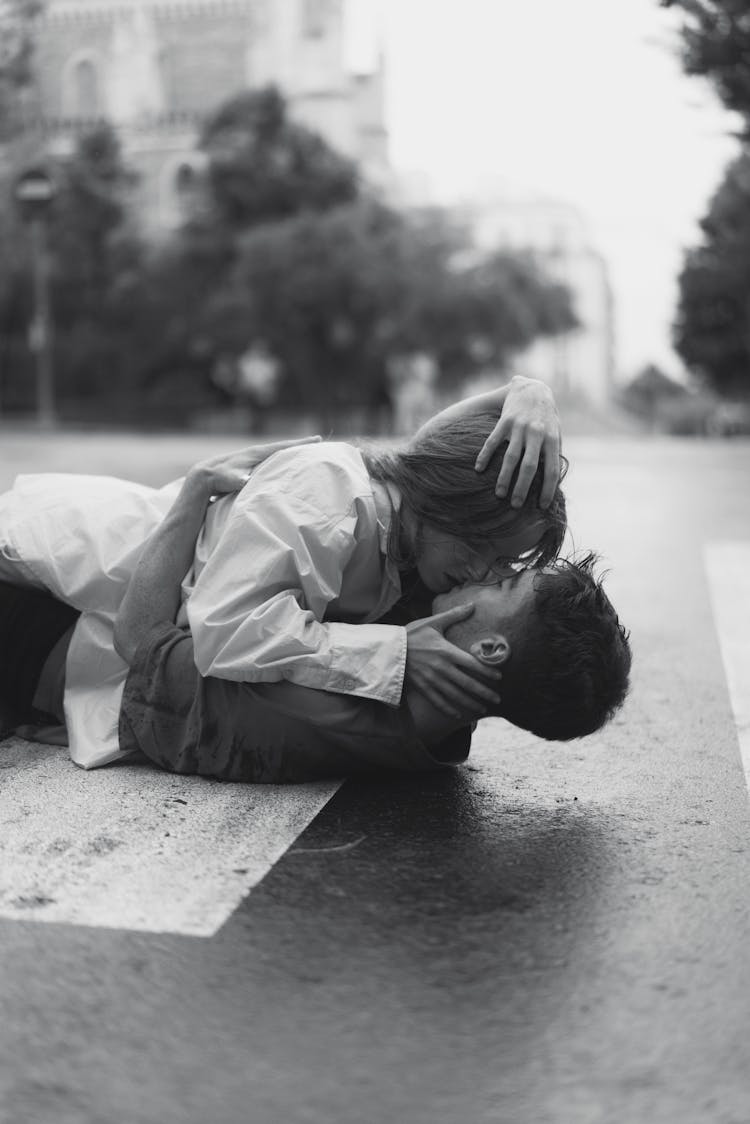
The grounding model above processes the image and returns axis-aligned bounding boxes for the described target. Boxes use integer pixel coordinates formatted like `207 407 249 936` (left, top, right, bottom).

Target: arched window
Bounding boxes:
72 58 99 117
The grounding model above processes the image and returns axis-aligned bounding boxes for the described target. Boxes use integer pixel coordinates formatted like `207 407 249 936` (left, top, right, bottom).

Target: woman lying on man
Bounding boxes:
0 376 630 779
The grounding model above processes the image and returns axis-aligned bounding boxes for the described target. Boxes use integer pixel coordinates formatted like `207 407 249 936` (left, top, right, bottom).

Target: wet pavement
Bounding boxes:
1 432 749 1123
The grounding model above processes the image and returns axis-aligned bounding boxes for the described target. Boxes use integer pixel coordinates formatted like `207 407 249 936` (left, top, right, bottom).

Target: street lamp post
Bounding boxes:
14 167 57 428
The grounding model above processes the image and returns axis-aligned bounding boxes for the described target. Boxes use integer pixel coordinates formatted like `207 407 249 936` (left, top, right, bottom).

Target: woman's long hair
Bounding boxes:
359 409 567 570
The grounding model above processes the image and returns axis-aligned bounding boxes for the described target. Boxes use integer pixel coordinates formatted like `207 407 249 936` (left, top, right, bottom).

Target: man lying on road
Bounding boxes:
0 451 630 783
0 378 564 770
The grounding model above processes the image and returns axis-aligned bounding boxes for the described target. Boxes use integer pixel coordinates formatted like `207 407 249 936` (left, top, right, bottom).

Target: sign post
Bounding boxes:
14 167 57 428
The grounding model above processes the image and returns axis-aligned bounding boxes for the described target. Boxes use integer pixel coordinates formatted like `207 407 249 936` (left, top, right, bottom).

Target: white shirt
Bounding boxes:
0 443 407 769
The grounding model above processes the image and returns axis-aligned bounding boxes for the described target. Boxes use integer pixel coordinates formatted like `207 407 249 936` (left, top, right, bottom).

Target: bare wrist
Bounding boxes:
182 469 214 504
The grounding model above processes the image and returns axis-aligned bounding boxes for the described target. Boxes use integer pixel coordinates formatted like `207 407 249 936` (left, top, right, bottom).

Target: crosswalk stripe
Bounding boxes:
0 738 340 936
704 542 750 793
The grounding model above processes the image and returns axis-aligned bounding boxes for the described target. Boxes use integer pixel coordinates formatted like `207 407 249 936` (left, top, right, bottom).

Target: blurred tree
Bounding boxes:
0 0 41 140
121 85 364 421
0 0 43 400
661 0 750 128
49 125 147 413
673 150 750 395
663 0 750 397
0 123 150 415
199 85 360 229
160 85 361 311
394 209 577 384
50 125 139 314
1 83 575 426
209 201 576 428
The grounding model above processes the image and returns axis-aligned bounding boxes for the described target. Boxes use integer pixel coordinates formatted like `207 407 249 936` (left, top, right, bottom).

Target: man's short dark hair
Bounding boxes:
496 553 631 740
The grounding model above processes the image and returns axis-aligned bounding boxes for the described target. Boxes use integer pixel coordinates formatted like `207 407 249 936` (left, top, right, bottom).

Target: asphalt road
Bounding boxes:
1 431 749 1124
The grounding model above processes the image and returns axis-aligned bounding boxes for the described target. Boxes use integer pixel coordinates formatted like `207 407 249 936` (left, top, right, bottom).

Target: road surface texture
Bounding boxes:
0 430 748 1124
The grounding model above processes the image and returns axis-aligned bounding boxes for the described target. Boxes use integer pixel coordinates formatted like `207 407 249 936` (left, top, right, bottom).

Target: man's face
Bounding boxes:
431 570 539 649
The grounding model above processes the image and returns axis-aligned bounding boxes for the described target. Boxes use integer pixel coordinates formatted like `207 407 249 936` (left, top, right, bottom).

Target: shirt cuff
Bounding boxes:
296 622 408 707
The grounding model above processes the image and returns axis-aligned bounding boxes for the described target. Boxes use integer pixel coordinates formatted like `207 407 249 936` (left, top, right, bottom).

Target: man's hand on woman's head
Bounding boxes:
474 375 561 509
186 435 322 500
405 604 502 721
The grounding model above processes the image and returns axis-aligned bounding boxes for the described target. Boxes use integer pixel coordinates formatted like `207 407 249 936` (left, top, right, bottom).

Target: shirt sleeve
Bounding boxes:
186 453 407 707
118 622 468 783
119 621 254 781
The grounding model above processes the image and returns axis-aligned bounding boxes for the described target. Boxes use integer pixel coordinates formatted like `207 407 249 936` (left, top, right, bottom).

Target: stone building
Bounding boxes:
32 0 388 232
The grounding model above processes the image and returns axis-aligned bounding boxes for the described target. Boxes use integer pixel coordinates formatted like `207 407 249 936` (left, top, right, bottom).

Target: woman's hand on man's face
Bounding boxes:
405 604 502 720
474 376 561 509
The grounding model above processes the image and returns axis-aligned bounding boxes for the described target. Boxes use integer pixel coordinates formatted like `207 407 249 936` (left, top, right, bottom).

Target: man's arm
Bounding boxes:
114 437 320 663
113 474 209 663
415 374 562 508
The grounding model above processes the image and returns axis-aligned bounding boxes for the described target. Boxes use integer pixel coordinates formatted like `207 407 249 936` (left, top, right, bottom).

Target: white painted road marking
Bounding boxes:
0 738 340 936
704 542 750 792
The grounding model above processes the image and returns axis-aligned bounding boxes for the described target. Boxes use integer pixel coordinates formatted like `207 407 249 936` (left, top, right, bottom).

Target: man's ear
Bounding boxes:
469 634 510 666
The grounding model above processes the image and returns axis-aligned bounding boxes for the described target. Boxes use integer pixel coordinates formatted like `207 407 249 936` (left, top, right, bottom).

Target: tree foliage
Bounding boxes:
49 125 139 318
0 0 41 139
199 85 360 230
664 0 750 395
673 150 750 394
662 0 750 126
111 85 367 421
135 87 575 424
1 123 146 414
2 86 577 424
204 201 576 425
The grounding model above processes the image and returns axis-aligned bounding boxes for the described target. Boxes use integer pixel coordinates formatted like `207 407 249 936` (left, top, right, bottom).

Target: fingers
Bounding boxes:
449 668 502 706
474 422 507 473
493 431 523 498
509 425 544 508
425 603 475 632
485 423 558 508
420 682 465 717
417 669 501 717
539 432 561 508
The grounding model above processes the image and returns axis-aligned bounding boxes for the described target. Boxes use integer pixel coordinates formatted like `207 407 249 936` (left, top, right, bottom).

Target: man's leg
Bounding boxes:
0 582 79 734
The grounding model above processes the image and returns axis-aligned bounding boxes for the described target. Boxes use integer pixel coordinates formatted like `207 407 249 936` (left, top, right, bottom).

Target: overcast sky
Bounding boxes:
373 0 740 381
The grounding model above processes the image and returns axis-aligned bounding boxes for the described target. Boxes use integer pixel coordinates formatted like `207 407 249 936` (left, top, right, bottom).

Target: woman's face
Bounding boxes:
414 518 547 593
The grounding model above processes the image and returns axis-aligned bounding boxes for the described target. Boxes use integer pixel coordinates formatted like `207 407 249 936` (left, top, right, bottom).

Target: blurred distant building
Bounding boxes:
31 0 388 232
469 196 616 407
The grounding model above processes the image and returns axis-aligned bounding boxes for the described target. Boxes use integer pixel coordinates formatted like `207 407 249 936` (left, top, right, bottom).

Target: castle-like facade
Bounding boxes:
33 0 388 231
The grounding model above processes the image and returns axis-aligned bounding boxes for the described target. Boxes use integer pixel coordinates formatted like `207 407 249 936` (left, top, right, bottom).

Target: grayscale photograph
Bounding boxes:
0 1 748 1121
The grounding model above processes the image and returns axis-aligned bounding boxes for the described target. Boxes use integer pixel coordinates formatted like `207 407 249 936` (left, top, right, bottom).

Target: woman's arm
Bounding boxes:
415 375 561 508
